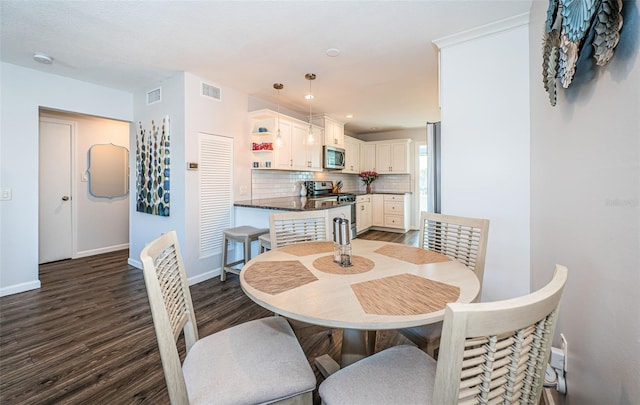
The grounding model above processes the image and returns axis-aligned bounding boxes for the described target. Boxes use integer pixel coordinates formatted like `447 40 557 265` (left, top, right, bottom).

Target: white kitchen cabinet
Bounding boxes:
343 135 362 174
371 194 384 226
323 116 345 147
292 123 323 171
249 110 278 169
370 194 409 232
356 195 372 233
273 120 293 170
375 139 411 174
360 143 377 172
308 127 323 171
382 194 409 231
250 109 322 172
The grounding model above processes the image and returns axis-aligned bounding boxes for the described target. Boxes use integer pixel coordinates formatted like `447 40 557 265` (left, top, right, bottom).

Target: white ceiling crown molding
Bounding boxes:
433 12 530 49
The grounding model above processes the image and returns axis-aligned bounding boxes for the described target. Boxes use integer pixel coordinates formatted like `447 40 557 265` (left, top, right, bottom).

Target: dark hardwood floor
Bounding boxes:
0 230 418 404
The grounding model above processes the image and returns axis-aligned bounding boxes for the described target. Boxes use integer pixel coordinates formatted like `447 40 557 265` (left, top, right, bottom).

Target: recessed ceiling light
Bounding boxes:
33 53 54 64
326 48 341 57
346 114 353 118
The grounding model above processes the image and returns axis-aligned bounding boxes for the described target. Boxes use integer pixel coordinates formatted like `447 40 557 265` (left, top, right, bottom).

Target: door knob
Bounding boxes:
62 196 70 201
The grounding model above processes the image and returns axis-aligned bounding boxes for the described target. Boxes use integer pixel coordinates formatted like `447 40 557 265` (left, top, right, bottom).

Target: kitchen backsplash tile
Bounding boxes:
367 174 412 194
251 170 412 199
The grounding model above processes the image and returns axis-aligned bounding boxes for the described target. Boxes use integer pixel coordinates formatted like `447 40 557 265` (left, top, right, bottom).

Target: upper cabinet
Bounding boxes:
292 123 323 171
249 110 411 175
249 109 323 172
343 135 362 174
375 139 411 174
358 139 412 174
359 142 377 172
323 117 345 148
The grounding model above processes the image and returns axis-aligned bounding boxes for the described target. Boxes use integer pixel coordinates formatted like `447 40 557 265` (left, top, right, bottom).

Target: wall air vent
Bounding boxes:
201 82 222 101
146 87 162 105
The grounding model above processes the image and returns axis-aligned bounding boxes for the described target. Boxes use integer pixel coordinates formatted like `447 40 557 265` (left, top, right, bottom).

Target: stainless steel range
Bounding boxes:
304 181 356 202
304 181 357 238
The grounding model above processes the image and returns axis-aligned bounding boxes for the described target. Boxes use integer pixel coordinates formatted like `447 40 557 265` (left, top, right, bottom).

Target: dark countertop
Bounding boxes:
234 196 355 212
353 191 412 196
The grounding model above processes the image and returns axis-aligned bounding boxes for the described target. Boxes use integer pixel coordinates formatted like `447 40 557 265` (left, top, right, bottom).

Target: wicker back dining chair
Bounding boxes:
319 265 568 405
268 210 334 338
419 212 490 294
269 210 330 248
140 231 315 405
400 211 490 358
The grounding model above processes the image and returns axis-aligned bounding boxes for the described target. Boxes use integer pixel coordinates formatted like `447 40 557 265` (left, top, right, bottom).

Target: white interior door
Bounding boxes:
39 119 73 263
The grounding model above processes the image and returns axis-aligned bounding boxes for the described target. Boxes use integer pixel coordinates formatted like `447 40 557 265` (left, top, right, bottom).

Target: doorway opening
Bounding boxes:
413 141 427 227
38 108 130 265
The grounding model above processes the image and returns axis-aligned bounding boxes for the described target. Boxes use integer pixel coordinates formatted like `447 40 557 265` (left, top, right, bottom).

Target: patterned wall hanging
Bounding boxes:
542 0 624 106
136 116 170 216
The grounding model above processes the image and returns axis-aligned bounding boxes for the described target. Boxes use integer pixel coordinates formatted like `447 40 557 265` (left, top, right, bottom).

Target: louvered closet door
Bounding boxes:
198 133 233 257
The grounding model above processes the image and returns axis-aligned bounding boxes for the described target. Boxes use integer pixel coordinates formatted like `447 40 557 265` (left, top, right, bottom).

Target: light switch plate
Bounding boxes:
1 188 12 201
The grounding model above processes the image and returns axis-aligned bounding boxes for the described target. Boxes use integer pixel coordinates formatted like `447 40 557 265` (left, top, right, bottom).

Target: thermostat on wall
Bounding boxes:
187 162 199 170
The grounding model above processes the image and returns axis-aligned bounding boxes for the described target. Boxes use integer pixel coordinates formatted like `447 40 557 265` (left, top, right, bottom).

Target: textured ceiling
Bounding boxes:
0 1 532 134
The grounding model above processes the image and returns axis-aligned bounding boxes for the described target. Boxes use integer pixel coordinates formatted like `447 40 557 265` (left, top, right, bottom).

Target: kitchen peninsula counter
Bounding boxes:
234 198 354 251
234 196 355 212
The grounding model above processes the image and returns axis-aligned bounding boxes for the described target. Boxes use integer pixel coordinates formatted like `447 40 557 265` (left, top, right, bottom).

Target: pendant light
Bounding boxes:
273 83 283 147
305 73 316 145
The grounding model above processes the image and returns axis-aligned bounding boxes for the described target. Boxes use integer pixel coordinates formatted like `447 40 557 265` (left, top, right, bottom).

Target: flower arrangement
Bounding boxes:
360 171 378 193
359 171 379 185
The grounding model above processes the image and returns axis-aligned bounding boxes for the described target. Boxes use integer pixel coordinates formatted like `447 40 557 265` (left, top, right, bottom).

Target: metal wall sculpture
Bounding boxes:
136 116 170 216
542 0 624 106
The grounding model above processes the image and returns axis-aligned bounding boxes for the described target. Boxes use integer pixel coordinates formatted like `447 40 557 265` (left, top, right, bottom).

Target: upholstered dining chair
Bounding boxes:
399 211 490 358
140 231 316 405
269 210 330 248
319 265 568 405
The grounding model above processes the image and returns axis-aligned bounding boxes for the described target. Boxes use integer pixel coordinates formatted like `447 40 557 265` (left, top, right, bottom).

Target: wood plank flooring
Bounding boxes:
0 230 417 404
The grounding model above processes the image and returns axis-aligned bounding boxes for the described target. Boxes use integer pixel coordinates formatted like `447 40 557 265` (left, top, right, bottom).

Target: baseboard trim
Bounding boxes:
188 268 220 286
76 244 129 258
128 257 221 286
128 258 142 269
0 280 41 297
542 388 556 405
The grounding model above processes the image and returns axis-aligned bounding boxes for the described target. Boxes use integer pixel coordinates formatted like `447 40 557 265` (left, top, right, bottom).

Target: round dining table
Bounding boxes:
239 238 480 375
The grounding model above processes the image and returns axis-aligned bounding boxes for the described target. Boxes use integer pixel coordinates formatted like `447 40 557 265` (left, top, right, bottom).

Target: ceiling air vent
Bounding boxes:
201 82 222 101
146 87 162 105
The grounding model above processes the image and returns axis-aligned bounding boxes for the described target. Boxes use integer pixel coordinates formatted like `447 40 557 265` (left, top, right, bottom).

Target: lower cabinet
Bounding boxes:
371 194 409 232
356 195 372 233
372 195 384 227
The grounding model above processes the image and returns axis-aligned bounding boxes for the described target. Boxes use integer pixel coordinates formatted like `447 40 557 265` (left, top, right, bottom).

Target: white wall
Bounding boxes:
40 110 130 256
128 73 186 274
435 15 531 300
183 72 250 281
529 2 639 403
0 62 133 296
127 72 251 284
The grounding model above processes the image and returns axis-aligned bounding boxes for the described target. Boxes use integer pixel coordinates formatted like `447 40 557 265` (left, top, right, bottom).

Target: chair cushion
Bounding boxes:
223 226 269 239
319 345 436 405
183 316 316 404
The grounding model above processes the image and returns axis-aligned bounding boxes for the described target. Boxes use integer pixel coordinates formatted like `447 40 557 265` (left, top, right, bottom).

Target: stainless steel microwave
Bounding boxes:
323 145 345 170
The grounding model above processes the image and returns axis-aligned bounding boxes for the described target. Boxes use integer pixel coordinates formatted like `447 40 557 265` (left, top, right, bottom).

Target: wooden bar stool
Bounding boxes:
221 226 269 281
259 233 271 253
